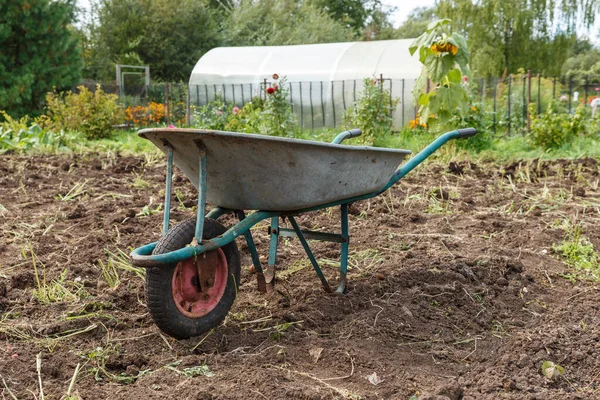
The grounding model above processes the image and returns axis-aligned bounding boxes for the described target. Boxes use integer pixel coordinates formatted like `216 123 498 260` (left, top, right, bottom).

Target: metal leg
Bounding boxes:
162 141 174 235
265 217 279 292
337 204 350 294
194 142 207 243
288 216 331 292
236 211 267 292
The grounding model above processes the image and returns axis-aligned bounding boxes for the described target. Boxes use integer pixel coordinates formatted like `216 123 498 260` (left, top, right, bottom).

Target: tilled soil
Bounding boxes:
1 152 599 400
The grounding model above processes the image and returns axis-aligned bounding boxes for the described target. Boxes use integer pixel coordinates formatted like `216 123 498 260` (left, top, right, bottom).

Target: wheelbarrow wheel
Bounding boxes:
146 217 240 339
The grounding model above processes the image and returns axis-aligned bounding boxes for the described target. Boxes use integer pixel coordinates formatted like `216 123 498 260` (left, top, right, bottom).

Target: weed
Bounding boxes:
137 203 162 217
426 195 452 215
103 247 145 281
56 180 89 201
253 320 303 340
164 360 215 377
553 223 600 282
82 344 150 384
98 259 120 288
131 173 150 189
25 246 88 305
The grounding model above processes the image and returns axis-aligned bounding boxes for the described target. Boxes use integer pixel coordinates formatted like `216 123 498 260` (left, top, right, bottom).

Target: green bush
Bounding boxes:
529 102 586 149
344 78 398 145
40 85 124 140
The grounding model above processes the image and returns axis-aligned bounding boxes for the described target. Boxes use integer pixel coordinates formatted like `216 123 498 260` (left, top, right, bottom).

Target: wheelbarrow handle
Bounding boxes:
384 128 478 189
457 128 477 137
332 129 362 144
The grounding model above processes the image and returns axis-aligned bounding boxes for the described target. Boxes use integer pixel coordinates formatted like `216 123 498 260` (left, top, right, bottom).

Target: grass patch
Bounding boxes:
553 223 600 282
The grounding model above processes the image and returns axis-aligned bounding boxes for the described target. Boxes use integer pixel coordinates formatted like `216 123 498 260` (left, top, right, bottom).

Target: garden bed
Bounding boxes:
1 153 599 399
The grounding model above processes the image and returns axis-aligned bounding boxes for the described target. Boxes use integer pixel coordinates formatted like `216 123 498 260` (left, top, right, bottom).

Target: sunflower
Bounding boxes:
430 42 459 56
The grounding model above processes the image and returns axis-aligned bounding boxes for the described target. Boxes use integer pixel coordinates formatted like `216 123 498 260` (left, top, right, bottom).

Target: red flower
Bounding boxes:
274 85 279 91
272 73 279 80
462 76 468 82
266 87 275 94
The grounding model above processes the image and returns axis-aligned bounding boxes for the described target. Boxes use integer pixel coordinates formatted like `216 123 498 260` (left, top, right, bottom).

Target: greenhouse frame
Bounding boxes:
188 39 422 129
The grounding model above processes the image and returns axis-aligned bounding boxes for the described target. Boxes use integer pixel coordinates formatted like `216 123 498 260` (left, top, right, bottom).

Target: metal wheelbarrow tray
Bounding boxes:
131 127 477 339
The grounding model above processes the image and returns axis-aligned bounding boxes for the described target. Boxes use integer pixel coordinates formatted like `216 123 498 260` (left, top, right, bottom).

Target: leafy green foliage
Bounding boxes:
541 361 565 380
224 0 353 46
258 76 297 137
194 75 297 137
561 47 600 82
553 223 600 282
395 7 436 39
89 0 222 81
529 102 586 149
410 19 471 129
313 0 381 34
435 0 598 77
0 119 78 153
449 104 494 151
343 78 397 145
192 96 232 131
0 0 82 118
41 85 125 140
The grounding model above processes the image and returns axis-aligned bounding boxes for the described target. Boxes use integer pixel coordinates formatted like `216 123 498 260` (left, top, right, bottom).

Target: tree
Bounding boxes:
363 7 396 40
0 0 82 118
562 47 600 82
395 7 436 39
224 0 354 46
436 0 599 77
91 0 223 82
313 0 381 35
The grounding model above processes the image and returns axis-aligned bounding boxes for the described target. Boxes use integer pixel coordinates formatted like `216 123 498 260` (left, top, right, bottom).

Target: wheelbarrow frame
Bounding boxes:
130 127 477 294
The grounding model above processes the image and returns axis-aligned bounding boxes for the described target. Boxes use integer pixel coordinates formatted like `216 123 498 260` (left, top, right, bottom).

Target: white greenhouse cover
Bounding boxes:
189 39 421 85
188 39 422 128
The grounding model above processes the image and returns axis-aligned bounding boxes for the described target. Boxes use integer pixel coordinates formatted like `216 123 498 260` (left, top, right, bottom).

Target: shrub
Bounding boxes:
343 78 398 145
41 85 124 140
529 102 586 149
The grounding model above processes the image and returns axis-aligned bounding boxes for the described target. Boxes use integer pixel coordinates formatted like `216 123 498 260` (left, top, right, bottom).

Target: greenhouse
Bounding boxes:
188 39 421 129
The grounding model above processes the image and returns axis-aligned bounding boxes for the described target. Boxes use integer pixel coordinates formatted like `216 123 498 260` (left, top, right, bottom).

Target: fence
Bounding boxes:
80 73 600 133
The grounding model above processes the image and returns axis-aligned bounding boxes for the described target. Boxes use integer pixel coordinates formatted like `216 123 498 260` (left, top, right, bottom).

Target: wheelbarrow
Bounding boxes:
130 127 477 339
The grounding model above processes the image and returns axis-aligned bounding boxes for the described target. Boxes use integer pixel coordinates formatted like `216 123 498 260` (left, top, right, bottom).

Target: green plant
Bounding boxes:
0 121 80 153
192 95 231 130
409 19 471 130
224 98 264 133
41 85 125 140
26 245 88 305
344 78 398 145
258 75 298 137
450 103 494 151
553 223 600 281
164 360 215 377
83 344 150 384
529 102 587 149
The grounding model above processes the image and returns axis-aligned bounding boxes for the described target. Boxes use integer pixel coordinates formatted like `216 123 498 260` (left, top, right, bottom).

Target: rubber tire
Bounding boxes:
146 218 240 339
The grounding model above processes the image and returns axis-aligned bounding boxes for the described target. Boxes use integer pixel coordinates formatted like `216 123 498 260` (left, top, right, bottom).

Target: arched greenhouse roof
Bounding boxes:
189 39 421 86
